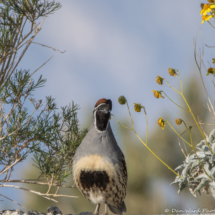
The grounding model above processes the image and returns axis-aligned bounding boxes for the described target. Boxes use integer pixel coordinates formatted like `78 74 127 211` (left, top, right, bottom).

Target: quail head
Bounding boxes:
72 98 127 215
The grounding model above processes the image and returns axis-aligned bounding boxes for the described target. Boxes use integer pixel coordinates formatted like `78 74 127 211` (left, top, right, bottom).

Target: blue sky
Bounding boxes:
2 0 215 210
20 0 214 135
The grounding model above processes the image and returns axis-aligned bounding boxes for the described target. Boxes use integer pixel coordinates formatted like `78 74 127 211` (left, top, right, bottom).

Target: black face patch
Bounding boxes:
80 170 110 190
96 110 110 131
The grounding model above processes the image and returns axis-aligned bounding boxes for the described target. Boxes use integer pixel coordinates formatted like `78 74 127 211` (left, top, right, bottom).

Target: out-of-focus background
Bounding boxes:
2 0 215 214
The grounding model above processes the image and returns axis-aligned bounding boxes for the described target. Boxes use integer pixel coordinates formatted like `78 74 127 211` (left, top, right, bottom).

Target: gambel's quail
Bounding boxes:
72 98 127 215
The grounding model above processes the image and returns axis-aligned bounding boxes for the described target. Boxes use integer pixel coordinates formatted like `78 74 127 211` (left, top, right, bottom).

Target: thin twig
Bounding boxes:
111 114 133 130
0 158 22 176
46 173 54 194
45 194 78 198
166 121 191 147
178 138 187 158
162 91 189 111
142 106 148 145
32 42 66 53
0 184 58 202
180 123 215 136
0 184 78 200
205 44 215 48
31 55 53 76
133 129 182 178
0 194 27 211
164 79 181 94
0 179 77 188
126 102 135 129
193 31 215 113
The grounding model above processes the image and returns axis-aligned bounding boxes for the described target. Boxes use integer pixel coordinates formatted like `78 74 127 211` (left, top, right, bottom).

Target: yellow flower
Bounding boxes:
212 58 215 64
206 67 215 75
168 68 177 77
157 117 165 130
175 118 182 125
200 4 211 15
201 14 213 24
152 90 164 99
156 76 164 85
134 103 142 112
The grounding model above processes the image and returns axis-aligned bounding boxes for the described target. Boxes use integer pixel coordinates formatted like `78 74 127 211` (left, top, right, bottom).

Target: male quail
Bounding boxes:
72 98 127 215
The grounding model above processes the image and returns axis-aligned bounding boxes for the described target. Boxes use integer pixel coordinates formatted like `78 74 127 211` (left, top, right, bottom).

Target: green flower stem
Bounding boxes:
176 69 183 93
176 71 213 153
166 121 191 147
208 21 215 29
113 104 182 178
111 114 133 130
133 130 182 178
162 91 189 112
183 121 212 180
181 93 213 153
164 79 181 94
126 102 134 130
142 106 148 145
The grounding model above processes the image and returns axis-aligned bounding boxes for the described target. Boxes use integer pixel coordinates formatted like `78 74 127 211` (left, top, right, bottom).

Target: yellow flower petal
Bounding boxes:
134 103 142 112
201 14 213 24
155 76 164 85
200 4 211 14
152 90 164 99
157 117 165 129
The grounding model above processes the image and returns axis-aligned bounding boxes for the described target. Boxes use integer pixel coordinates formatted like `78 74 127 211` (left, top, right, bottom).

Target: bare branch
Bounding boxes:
0 184 58 202
205 44 215 48
31 55 53 76
0 184 78 202
178 138 187 158
0 158 22 176
0 179 77 188
32 42 66 54
0 194 27 211
193 30 215 118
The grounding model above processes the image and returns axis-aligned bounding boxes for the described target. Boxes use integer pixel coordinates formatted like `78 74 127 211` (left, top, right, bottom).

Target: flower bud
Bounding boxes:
134 103 142 112
175 118 182 125
207 67 215 76
156 76 164 85
157 117 165 129
118 96 127 105
168 68 177 77
152 90 164 99
207 0 215 4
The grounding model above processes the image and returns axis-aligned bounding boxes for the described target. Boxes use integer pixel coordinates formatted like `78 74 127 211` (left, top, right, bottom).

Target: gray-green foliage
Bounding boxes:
0 0 61 86
0 0 86 201
0 69 87 184
33 99 88 184
172 129 215 198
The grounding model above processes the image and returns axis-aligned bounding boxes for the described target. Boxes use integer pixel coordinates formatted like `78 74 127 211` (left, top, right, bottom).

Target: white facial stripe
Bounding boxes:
94 103 106 110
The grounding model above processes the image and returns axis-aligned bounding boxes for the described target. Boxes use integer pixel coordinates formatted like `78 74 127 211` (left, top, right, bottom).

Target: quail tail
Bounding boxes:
108 201 126 214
